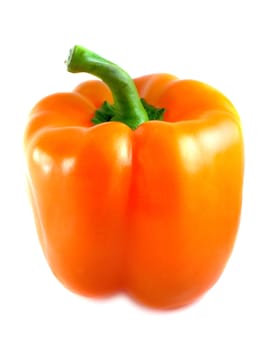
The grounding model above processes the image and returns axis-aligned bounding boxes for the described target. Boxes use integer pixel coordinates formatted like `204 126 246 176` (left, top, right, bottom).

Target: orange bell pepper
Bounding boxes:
24 45 244 310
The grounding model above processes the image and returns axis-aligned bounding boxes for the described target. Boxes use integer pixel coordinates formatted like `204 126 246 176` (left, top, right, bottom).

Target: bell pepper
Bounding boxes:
24 45 244 310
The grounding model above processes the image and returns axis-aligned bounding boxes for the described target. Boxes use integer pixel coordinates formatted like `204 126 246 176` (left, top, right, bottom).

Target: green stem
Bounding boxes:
66 45 149 130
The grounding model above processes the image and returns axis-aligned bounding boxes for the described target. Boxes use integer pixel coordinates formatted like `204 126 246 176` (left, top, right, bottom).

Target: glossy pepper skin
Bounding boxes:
24 46 244 310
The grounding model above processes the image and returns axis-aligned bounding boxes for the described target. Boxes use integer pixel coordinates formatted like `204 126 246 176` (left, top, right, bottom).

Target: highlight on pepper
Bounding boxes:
24 45 244 310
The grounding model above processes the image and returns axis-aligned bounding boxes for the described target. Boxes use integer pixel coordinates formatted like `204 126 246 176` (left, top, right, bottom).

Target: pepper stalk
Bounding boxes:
66 45 164 130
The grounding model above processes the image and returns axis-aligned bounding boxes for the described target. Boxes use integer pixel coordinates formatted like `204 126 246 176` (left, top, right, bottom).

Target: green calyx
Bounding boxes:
92 99 165 125
66 45 165 130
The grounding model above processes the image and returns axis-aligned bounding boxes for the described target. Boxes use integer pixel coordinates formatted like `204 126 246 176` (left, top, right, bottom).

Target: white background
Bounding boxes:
1 0 262 349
